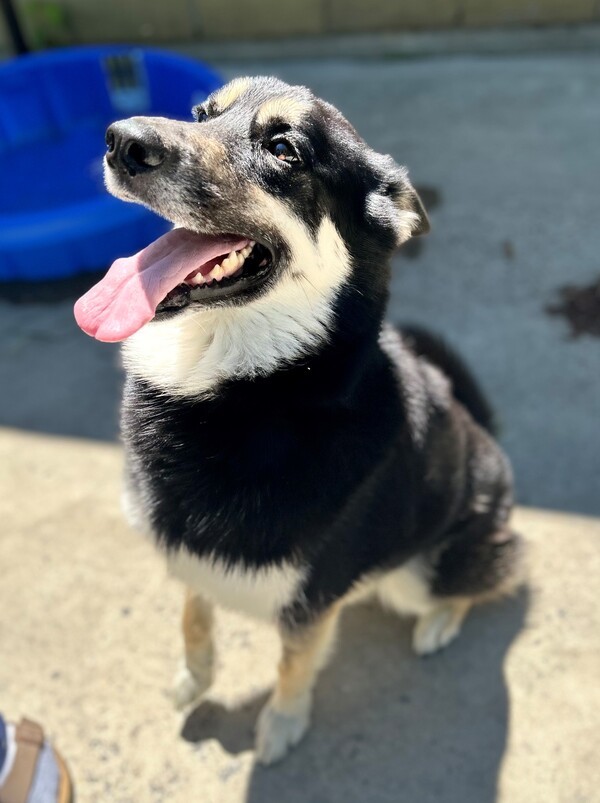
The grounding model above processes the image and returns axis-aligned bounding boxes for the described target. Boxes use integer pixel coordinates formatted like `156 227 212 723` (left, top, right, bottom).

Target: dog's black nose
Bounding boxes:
105 120 166 176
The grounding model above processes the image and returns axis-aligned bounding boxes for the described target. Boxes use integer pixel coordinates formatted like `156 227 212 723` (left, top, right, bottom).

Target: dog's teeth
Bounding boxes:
221 253 235 270
225 252 245 276
187 242 258 287
186 240 259 287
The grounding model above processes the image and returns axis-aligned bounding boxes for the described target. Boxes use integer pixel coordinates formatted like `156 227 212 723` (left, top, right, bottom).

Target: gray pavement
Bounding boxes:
1 53 599 512
1 430 599 803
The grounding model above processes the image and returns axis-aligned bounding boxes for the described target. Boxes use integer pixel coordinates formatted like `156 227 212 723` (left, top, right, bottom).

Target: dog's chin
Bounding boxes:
154 241 277 318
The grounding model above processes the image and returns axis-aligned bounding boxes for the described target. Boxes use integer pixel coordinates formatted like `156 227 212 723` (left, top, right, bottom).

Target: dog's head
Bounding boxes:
74 77 428 391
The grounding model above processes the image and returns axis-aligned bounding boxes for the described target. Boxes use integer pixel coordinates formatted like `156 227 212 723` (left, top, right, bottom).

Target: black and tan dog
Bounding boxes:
75 77 524 764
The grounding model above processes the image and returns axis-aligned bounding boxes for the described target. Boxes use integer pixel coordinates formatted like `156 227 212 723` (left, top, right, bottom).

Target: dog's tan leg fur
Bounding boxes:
171 589 215 710
256 606 341 764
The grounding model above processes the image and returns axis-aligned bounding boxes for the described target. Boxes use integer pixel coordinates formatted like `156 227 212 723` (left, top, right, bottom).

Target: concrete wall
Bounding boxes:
6 0 600 49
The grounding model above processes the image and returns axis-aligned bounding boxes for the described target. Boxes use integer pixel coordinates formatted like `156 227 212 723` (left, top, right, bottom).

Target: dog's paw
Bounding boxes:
170 659 213 711
412 603 468 656
254 695 311 765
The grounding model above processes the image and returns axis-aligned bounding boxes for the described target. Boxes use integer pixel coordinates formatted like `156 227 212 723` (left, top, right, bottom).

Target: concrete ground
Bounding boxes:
1 47 600 802
1 430 599 803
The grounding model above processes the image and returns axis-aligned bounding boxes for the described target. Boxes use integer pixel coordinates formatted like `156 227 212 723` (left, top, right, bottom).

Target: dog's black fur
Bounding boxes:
123 321 518 621
115 78 522 624
97 76 526 760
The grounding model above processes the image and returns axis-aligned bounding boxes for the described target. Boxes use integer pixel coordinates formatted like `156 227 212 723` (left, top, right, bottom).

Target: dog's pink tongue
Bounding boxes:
74 229 248 342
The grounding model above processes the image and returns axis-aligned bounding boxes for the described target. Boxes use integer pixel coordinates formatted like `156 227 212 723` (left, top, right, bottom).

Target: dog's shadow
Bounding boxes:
182 692 270 756
182 590 528 803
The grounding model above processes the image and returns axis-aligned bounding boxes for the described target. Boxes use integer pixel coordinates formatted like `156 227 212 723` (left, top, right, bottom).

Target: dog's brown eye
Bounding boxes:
269 140 299 164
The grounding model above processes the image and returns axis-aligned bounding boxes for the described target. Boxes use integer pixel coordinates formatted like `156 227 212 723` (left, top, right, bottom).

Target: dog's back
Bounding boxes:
400 325 496 434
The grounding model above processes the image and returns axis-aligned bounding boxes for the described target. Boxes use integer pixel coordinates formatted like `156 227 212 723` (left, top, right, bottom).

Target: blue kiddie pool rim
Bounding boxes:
0 45 223 281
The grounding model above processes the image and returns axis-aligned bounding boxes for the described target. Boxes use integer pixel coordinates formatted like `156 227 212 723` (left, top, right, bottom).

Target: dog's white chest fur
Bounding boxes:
122 214 352 398
167 550 305 621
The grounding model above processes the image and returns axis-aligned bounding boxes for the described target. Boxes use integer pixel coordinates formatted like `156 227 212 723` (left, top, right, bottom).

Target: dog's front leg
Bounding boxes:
255 605 341 765
171 589 215 710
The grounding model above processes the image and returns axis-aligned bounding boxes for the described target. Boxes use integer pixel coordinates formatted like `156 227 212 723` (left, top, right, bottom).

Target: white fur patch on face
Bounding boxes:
122 206 351 397
167 550 306 622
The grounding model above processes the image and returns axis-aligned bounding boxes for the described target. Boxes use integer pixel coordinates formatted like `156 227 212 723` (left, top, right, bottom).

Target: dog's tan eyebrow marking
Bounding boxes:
212 77 252 112
255 96 311 127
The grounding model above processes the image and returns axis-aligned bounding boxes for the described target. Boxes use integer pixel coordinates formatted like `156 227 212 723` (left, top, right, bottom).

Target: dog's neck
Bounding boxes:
125 314 385 419
122 216 386 400
122 287 335 399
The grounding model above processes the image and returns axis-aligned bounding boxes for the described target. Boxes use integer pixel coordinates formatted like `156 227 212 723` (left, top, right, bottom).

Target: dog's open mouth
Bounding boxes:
74 229 274 342
157 240 273 313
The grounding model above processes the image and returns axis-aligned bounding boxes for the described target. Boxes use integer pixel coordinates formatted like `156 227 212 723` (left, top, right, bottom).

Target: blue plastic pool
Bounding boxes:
0 46 222 280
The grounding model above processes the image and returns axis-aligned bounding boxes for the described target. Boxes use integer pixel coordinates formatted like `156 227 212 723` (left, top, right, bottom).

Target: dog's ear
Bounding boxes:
366 155 430 246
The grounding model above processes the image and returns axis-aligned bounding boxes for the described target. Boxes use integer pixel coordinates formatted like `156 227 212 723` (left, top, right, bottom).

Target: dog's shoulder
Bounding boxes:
378 322 453 447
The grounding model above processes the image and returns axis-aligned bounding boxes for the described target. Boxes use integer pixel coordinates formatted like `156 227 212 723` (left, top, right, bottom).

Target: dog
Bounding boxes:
74 76 524 765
